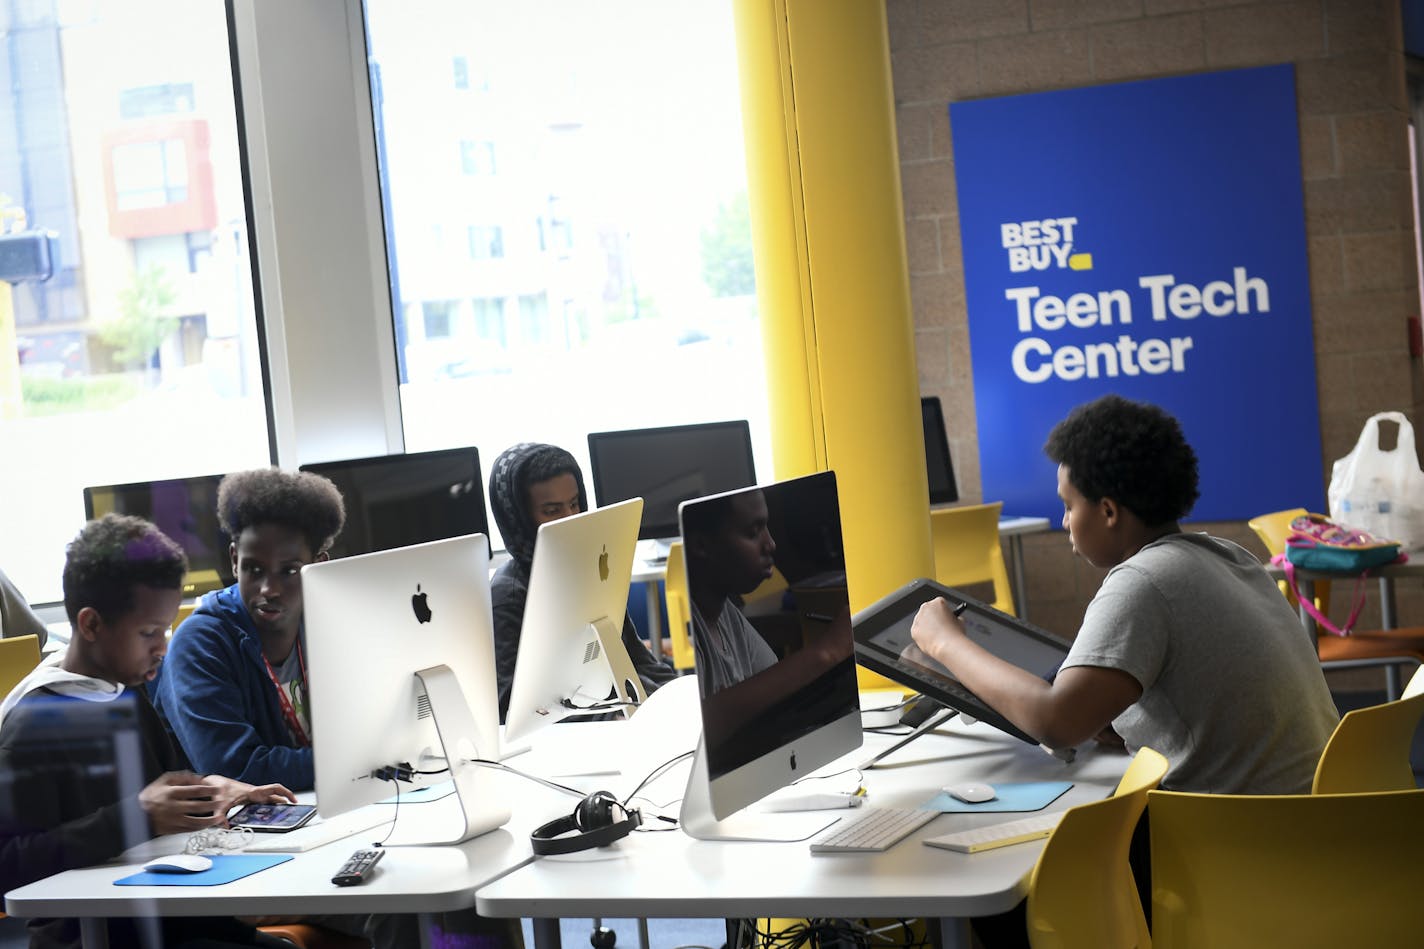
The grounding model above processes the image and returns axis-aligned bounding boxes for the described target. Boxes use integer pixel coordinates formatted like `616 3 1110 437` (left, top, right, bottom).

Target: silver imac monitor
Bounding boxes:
302 533 509 845
503 497 647 745
676 470 861 841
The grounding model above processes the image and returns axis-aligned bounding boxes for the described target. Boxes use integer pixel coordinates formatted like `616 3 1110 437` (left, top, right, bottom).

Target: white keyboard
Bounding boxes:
922 811 1063 853
808 806 939 854
244 810 393 853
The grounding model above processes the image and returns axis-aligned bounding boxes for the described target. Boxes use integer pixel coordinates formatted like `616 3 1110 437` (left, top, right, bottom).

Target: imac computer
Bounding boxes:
299 447 488 559
922 396 959 506
83 474 232 597
503 497 647 746
676 470 861 841
302 533 509 845
587 421 756 557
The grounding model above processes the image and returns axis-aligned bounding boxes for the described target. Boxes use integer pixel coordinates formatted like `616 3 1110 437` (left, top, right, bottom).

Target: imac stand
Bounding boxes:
679 737 838 843
857 707 959 771
588 615 648 715
410 665 511 844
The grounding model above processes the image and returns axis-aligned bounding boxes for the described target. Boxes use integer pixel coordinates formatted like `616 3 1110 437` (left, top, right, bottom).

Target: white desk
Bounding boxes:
3 773 567 949
6 706 1124 949
478 717 1125 949
997 516 1051 620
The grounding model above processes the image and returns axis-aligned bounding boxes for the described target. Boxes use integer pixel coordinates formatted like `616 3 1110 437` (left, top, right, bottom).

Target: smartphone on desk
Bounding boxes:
228 802 318 832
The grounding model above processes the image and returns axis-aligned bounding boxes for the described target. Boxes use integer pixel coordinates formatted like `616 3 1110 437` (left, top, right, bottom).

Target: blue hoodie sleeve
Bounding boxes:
153 609 314 790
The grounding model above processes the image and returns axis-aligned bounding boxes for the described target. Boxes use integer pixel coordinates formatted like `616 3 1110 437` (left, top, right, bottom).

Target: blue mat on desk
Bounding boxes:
115 854 292 886
926 781 1073 813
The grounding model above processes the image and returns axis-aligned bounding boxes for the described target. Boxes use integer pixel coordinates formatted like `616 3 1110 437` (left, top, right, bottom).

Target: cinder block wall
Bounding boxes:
888 0 1424 661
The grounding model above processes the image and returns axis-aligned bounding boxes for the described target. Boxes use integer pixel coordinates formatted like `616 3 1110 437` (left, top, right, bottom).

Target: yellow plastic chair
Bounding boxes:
1025 746 1167 949
1148 788 1424 949
1311 687 1424 793
664 541 695 672
1247 507 1329 614
930 501 1016 615
1250 506 1424 699
0 634 42 700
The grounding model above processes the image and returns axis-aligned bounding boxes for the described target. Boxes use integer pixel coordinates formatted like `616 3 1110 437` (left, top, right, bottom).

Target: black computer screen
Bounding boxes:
587 421 757 540
83 474 232 597
300 447 488 560
922 396 959 505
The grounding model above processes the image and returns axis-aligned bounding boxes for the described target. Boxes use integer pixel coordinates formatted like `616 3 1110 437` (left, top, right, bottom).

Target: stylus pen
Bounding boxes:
952 600 969 617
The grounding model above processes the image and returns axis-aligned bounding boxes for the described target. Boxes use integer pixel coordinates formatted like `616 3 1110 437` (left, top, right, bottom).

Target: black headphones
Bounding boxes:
530 791 642 855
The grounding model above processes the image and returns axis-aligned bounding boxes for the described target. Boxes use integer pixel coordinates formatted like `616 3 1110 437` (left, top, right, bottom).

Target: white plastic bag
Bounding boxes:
1328 411 1424 549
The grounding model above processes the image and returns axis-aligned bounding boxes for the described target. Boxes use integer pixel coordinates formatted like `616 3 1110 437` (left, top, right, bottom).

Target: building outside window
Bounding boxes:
363 0 769 552
0 0 269 601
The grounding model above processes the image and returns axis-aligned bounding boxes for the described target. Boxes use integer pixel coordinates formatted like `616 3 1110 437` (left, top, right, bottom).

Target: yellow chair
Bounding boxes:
1247 507 1330 614
1025 746 1168 949
1250 506 1424 700
1149 787 1424 948
930 501 1016 615
1311 685 1424 793
664 541 695 672
0 634 42 699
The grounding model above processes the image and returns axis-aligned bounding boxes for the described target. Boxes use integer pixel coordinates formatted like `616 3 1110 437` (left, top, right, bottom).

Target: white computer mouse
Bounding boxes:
142 854 214 874
944 782 997 804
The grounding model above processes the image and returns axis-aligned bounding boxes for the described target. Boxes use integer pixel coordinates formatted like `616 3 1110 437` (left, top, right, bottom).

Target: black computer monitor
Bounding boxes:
300 447 488 560
83 474 232 597
587 420 757 541
922 396 959 505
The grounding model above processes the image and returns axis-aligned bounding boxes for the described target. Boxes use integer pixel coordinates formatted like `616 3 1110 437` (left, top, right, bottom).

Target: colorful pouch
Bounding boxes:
1271 513 1405 635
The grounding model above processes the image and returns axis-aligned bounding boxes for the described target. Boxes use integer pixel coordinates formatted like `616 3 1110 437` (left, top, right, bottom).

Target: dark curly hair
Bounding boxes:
217 468 346 556
1043 394 1200 527
63 513 188 625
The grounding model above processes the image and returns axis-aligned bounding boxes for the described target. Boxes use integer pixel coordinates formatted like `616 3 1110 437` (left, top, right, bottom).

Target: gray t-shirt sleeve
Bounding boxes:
1062 567 1168 689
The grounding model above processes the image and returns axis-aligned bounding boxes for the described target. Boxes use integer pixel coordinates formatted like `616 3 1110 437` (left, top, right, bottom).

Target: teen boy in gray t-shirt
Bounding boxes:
1066 530 1336 792
910 393 1337 794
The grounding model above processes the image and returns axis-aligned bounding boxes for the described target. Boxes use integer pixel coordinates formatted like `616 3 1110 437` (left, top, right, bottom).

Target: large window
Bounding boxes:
363 0 769 550
0 1 269 602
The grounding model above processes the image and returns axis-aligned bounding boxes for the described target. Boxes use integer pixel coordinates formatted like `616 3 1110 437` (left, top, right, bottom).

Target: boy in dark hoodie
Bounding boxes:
488 442 675 720
0 513 296 949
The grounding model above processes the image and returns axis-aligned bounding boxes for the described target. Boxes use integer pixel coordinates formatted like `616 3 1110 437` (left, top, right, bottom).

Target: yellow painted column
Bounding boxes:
733 0 933 614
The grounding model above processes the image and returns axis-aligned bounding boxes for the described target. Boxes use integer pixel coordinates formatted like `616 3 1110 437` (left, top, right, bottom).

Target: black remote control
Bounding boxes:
332 848 384 886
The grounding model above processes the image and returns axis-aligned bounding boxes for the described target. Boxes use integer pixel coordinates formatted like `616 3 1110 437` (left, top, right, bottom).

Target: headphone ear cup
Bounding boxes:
575 791 618 831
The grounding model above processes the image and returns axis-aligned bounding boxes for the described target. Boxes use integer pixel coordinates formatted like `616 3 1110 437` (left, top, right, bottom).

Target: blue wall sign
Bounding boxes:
950 64 1323 523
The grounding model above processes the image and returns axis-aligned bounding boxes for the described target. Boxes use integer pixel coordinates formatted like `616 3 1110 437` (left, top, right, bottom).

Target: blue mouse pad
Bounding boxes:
926 781 1073 813
115 854 292 886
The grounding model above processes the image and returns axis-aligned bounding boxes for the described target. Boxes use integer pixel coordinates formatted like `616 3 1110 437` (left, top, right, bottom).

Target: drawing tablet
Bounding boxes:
852 577 1071 745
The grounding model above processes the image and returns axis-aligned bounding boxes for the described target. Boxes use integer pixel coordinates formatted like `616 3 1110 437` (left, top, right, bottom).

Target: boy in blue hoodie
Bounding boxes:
152 467 345 791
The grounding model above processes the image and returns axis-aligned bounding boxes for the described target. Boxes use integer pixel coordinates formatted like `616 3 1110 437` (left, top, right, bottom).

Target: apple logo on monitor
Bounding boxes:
411 584 433 624
598 544 609 582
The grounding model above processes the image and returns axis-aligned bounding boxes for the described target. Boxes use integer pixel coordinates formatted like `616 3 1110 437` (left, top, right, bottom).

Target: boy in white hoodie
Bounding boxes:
0 513 296 949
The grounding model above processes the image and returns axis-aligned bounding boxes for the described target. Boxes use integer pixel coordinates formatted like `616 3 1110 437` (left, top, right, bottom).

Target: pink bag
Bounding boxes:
1270 513 1406 636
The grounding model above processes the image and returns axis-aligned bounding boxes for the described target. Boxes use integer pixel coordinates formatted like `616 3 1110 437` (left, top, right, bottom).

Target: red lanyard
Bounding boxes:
261 643 311 748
